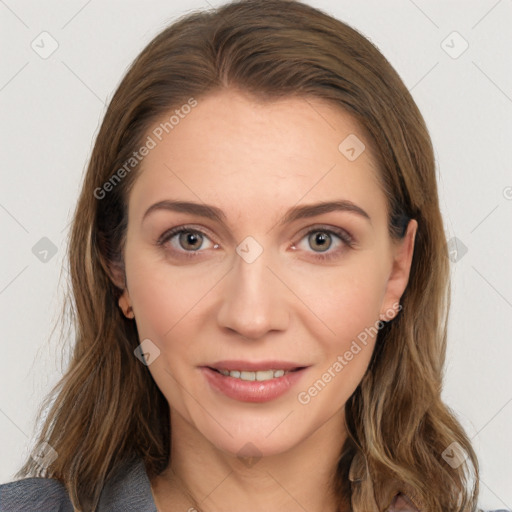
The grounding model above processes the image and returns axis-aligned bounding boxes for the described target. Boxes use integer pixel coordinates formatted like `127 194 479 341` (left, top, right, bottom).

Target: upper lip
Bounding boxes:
205 360 308 372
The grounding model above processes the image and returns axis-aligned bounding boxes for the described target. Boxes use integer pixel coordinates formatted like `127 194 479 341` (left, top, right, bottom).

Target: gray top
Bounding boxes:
0 457 157 512
0 458 509 511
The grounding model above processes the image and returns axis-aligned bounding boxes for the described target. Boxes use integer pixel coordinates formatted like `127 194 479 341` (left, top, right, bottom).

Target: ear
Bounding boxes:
118 288 134 319
379 219 417 321
99 256 134 319
111 264 134 319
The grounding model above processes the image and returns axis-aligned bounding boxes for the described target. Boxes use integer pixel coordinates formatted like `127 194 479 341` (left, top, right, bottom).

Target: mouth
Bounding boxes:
207 367 304 382
200 361 309 402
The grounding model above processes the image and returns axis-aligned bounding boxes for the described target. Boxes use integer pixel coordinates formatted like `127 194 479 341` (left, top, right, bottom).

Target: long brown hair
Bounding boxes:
18 0 480 510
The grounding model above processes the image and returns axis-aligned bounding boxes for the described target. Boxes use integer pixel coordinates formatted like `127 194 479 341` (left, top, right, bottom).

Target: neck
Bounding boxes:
151 409 349 512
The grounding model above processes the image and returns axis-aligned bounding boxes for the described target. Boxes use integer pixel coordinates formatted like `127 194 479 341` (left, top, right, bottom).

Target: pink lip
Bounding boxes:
200 365 309 403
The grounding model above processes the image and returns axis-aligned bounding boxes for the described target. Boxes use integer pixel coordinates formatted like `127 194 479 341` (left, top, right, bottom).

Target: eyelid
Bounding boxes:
156 225 220 261
290 225 355 262
157 224 217 246
293 223 354 245
156 223 356 260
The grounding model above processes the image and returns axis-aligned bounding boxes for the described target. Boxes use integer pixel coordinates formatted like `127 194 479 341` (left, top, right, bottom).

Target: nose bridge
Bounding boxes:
216 246 289 339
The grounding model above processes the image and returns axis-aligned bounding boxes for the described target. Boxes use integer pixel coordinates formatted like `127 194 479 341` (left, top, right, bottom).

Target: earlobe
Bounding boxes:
118 290 134 319
379 219 417 320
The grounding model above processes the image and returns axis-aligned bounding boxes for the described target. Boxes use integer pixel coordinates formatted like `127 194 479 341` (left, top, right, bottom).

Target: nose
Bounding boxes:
216 250 290 340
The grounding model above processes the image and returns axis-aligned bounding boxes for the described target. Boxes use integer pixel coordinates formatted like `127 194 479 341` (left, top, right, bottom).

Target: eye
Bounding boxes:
291 226 354 261
157 226 217 257
156 224 354 262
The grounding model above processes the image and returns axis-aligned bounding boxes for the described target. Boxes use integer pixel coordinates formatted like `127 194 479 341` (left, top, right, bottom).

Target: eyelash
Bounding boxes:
156 224 354 262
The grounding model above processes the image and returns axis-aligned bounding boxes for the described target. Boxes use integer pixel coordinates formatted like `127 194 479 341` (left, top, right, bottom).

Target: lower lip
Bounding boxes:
201 367 307 403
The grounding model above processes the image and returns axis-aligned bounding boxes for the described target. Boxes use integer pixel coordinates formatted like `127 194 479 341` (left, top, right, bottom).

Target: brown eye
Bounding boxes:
178 231 203 251
308 231 332 252
292 225 353 262
157 226 216 258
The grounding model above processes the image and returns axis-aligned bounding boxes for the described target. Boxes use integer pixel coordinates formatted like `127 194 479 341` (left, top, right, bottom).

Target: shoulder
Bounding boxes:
0 458 156 512
96 457 157 512
0 477 73 512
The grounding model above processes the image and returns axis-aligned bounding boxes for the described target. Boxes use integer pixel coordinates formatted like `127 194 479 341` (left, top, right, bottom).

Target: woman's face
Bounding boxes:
118 89 416 459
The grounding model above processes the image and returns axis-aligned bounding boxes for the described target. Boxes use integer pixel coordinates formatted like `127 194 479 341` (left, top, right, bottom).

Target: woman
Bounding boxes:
0 1 505 511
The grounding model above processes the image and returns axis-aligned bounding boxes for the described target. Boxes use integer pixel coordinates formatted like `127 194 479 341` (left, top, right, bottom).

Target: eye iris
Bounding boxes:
309 231 331 252
179 231 202 250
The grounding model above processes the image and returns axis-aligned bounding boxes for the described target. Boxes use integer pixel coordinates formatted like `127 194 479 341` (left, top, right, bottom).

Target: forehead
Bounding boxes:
127 89 387 225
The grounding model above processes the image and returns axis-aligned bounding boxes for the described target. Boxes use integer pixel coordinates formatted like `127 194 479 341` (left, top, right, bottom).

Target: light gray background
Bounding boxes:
1 0 511 509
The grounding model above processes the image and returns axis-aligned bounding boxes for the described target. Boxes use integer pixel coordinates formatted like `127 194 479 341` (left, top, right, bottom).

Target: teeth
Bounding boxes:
256 370 274 381
218 369 290 381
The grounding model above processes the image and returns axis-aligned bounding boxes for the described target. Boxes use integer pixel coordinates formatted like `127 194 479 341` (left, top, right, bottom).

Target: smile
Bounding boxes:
214 368 299 381
201 364 308 402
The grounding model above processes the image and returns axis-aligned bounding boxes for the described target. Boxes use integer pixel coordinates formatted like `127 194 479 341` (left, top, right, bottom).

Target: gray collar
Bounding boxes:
97 458 158 512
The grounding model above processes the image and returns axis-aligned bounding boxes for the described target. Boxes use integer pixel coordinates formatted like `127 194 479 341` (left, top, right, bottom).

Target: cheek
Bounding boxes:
125 249 219 341
290 260 387 396
124 252 215 412
292 260 387 342
293 280 382 411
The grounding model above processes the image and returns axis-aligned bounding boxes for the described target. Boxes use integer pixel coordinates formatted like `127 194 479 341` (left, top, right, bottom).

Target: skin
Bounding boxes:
117 89 417 511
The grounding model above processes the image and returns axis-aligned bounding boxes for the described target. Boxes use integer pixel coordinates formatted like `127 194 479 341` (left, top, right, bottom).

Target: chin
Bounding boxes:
190 408 314 462
211 430 301 461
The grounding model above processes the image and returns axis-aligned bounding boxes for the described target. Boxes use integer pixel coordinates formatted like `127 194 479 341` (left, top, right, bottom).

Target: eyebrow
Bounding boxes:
279 200 370 225
141 199 371 226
